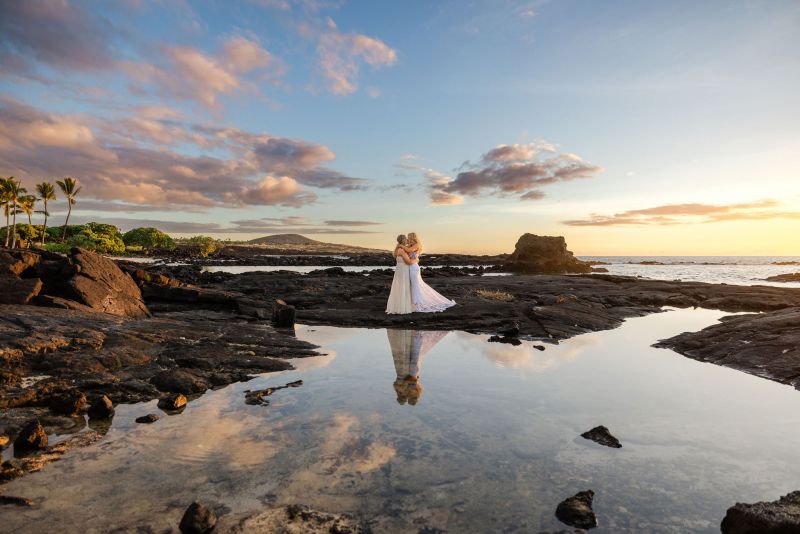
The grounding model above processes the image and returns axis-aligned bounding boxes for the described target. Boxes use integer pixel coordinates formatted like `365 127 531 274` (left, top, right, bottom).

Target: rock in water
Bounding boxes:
581 425 622 448
498 321 521 337
721 490 800 533
0 495 34 506
67 247 150 318
135 414 160 424
504 234 592 274
88 395 115 419
179 502 217 534
555 490 597 530
158 393 187 411
13 420 48 452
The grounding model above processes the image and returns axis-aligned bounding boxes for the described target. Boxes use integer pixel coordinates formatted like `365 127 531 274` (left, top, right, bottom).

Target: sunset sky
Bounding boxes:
1 0 798 255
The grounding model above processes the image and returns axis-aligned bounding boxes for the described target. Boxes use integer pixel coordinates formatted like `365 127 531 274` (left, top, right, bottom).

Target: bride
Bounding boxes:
386 234 417 314
401 232 456 313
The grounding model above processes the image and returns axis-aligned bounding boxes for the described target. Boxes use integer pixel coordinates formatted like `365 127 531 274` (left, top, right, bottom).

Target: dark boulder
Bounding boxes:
0 434 9 449
498 321 521 337
135 413 160 424
179 502 217 534
580 425 622 448
721 490 800 533
87 395 115 419
48 389 87 416
488 335 522 346
151 370 210 395
0 495 34 506
0 461 24 482
66 247 150 318
504 234 592 274
13 420 48 453
273 299 296 328
157 393 188 411
555 490 597 530
0 276 42 304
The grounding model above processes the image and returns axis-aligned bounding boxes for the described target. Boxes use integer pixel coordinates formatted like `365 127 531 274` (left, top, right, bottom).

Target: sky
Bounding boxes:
0 0 798 255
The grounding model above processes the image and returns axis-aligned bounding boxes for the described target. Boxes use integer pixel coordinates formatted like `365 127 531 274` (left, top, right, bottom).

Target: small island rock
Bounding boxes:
580 425 622 448
179 502 217 534
555 490 597 530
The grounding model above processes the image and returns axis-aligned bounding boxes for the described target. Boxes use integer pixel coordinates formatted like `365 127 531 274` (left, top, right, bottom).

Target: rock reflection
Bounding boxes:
387 329 449 405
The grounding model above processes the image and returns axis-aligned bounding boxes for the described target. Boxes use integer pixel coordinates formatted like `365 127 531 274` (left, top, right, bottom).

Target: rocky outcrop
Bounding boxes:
657 307 800 389
555 490 597 529
67 247 149 317
13 420 48 453
581 425 622 448
87 395 115 419
766 273 800 283
721 490 800 533
504 234 592 274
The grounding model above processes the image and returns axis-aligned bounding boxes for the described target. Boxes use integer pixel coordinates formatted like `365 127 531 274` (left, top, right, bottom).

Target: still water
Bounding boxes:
3 308 800 532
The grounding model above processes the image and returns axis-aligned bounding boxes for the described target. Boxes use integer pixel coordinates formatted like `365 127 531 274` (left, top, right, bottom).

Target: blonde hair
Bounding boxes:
407 232 422 252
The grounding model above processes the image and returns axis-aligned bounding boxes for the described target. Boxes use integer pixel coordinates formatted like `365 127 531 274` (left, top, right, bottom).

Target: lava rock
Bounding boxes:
580 425 622 448
533 344 546 351
67 247 150 318
555 490 597 530
0 276 42 304
0 434 10 449
721 490 800 533
504 234 592 274
179 501 217 534
135 413 160 424
272 299 296 328
48 389 87 415
488 335 522 346
0 461 24 482
13 420 48 453
498 321 521 337
157 393 187 411
87 395 115 419
0 495 34 506
151 370 209 395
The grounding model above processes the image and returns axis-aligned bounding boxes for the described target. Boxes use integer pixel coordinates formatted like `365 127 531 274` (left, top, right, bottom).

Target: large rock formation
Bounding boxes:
504 234 592 274
0 247 149 318
721 491 800 533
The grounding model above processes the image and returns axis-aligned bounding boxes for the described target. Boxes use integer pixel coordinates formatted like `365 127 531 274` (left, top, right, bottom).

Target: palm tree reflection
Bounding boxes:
387 329 449 406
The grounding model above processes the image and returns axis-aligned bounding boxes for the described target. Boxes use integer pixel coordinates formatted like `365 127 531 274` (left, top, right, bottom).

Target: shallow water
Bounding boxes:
4 308 800 532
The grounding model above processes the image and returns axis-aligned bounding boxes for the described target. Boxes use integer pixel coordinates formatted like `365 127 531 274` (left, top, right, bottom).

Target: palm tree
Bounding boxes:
17 194 36 248
6 177 26 248
56 177 81 243
35 182 56 246
0 177 10 247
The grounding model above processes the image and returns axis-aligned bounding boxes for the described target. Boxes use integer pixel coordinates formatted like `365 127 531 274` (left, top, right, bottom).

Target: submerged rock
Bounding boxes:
135 413 160 424
721 490 800 533
504 234 592 274
179 502 217 534
581 425 622 448
87 395 115 419
13 420 48 453
555 490 597 530
215 503 364 533
157 393 187 411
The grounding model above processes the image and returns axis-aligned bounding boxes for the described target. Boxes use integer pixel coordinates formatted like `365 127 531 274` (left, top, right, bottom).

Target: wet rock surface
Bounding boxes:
657 307 800 389
581 425 622 448
87 395 115 419
555 490 597 529
158 393 188 411
766 272 800 283
13 420 48 453
135 413 159 424
214 503 365 533
721 490 800 533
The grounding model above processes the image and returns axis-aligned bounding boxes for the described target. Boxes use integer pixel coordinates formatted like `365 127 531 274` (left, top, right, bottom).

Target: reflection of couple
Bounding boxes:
387 329 448 406
386 232 456 315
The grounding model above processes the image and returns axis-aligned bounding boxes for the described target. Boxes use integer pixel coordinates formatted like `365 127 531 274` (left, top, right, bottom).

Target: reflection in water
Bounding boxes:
387 329 449 406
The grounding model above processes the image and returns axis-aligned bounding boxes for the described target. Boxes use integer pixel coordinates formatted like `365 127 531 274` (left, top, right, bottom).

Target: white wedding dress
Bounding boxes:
408 253 456 313
386 254 415 314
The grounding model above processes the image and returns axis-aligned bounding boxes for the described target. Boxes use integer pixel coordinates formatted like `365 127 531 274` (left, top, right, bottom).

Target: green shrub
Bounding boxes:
122 227 176 252
183 235 218 257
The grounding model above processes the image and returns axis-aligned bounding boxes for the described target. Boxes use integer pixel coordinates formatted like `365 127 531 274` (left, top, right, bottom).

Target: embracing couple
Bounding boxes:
386 232 456 315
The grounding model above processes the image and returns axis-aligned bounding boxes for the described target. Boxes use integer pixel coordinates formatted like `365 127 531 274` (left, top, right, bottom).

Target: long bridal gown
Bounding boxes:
408 252 456 313
386 254 415 314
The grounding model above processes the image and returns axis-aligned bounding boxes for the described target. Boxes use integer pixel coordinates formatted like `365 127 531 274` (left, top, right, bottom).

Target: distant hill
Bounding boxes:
249 234 322 245
244 234 385 254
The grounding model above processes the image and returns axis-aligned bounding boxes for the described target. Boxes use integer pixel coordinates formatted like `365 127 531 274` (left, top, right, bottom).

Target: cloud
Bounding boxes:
563 199 800 226
124 36 284 108
224 216 381 234
0 97 364 209
317 18 397 95
0 0 116 76
435 142 602 202
323 220 381 226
